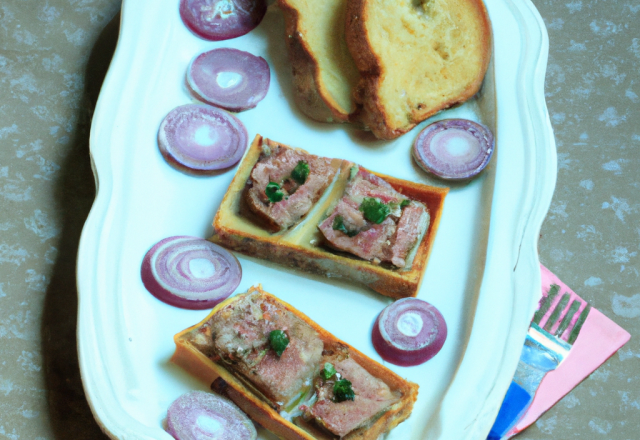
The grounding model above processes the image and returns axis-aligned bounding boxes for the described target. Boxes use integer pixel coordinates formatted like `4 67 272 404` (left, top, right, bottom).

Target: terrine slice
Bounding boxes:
209 291 324 410
318 167 430 268
245 140 338 231
306 353 402 437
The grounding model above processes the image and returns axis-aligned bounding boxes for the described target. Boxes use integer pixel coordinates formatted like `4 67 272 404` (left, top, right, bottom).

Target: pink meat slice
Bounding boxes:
247 145 336 230
318 199 396 262
210 292 323 409
346 169 405 205
391 202 430 268
309 357 401 437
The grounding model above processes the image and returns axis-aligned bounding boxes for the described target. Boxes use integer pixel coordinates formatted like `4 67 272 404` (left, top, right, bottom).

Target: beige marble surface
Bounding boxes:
0 0 638 438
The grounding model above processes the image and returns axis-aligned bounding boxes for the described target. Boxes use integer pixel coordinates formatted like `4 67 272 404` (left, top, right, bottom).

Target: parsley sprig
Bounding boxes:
268 330 289 357
359 197 390 224
291 161 310 185
265 182 284 203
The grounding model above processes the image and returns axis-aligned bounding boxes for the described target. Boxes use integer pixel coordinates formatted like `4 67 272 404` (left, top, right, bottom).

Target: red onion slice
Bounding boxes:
372 298 447 366
158 104 247 173
179 0 267 41
187 48 270 112
166 391 256 440
141 236 241 310
412 119 494 180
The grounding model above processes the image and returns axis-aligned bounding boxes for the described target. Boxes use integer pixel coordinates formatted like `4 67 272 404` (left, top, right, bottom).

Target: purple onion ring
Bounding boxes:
179 0 267 41
166 390 256 440
187 48 270 112
141 236 241 309
372 298 447 366
412 118 494 180
158 104 247 174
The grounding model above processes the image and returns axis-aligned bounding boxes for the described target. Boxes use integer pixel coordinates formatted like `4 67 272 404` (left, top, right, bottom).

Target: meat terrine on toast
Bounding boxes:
211 134 448 299
172 286 419 440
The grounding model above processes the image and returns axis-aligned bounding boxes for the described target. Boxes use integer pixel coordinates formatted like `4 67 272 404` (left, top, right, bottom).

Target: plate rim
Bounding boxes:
76 0 557 438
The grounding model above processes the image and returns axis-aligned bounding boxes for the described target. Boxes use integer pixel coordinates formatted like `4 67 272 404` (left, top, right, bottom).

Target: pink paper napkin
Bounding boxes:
505 265 631 437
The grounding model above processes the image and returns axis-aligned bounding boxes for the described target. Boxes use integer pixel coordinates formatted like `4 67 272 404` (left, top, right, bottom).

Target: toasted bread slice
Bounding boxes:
278 0 361 122
211 134 448 299
172 286 419 440
346 0 492 139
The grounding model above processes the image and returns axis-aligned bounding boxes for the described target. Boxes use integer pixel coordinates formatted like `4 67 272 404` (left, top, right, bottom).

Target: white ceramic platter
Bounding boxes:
77 0 556 438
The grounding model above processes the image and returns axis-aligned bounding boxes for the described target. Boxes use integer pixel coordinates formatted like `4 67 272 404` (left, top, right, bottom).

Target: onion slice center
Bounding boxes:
413 118 494 180
187 48 270 112
158 104 248 173
166 391 256 440
141 236 241 309
372 298 447 366
179 0 267 41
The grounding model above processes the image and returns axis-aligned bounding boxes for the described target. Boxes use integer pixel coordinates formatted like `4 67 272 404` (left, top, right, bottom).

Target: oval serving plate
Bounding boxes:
77 0 556 438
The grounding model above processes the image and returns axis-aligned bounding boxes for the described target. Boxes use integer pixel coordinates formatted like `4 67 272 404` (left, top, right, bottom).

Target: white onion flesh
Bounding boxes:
141 236 241 309
412 119 494 180
187 48 270 112
166 391 256 440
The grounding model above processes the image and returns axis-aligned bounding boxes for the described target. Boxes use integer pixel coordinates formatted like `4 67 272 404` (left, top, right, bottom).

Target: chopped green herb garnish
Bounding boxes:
333 378 355 402
321 362 337 380
291 161 310 185
265 182 284 203
268 330 289 357
400 199 411 208
359 197 390 224
332 215 359 237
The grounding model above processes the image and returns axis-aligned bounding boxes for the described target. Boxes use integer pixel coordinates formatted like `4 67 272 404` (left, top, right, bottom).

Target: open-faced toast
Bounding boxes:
345 0 492 139
278 0 361 122
172 286 419 440
210 134 448 299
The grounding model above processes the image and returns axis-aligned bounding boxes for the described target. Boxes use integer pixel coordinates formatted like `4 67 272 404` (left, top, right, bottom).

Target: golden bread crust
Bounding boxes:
278 0 361 123
211 134 448 299
345 0 492 139
172 286 419 440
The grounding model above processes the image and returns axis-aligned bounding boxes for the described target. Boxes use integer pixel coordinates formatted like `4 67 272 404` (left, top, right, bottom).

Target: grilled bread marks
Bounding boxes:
309 356 401 437
319 168 430 268
246 140 337 231
279 0 360 121
209 292 323 410
346 0 491 139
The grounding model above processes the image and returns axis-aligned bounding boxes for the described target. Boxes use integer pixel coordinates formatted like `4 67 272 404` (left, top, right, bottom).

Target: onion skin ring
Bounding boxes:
372 298 447 366
179 0 267 42
141 236 242 310
166 390 256 440
187 48 270 112
158 104 248 174
412 118 494 180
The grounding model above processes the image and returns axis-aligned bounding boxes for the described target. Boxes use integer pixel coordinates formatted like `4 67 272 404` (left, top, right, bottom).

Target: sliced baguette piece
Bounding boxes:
346 0 492 139
211 134 448 299
172 286 419 440
278 0 361 122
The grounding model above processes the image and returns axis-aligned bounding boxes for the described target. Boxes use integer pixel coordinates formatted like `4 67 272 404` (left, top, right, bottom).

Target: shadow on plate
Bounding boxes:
40 12 120 440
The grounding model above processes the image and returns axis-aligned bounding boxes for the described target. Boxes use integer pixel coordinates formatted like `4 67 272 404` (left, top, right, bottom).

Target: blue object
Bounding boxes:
487 381 532 439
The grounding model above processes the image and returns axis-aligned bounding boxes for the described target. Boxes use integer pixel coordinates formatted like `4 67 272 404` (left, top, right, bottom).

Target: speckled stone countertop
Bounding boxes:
0 0 638 439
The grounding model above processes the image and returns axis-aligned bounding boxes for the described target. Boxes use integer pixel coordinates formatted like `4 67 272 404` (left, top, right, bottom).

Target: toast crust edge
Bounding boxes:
278 1 353 123
345 0 493 139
